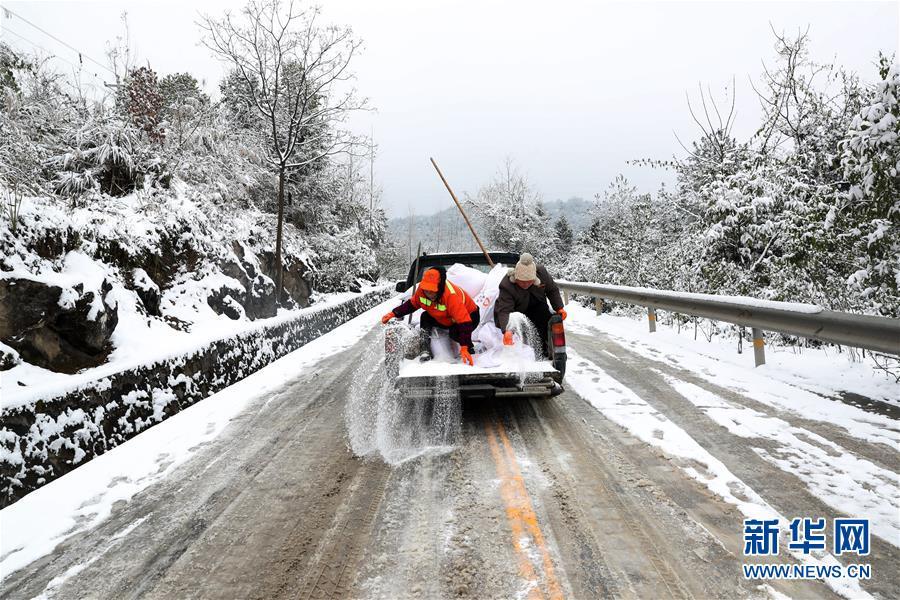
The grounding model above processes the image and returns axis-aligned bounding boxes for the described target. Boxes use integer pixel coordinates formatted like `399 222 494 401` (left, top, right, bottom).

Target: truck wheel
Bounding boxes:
552 356 566 382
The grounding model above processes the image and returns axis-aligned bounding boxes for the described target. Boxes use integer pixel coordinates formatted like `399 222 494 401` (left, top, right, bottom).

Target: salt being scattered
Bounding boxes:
346 331 462 466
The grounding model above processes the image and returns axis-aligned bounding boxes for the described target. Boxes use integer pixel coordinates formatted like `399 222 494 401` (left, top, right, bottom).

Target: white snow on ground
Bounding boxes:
565 303 900 448
0 296 395 581
32 516 149 600
565 348 873 599
1 282 387 411
0 188 335 410
660 373 900 547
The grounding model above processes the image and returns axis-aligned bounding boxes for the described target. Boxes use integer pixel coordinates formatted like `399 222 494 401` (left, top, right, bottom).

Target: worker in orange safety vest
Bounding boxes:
381 267 479 366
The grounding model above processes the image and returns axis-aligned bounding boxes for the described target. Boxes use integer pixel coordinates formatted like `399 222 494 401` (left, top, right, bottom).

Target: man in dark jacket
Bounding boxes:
494 253 567 358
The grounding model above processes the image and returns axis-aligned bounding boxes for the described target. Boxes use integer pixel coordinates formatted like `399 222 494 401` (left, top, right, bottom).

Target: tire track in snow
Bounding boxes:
657 372 900 547
565 347 873 600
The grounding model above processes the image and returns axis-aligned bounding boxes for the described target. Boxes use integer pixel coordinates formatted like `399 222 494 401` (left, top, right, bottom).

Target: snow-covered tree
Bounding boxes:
553 214 574 255
466 157 557 261
158 73 211 148
572 176 672 288
200 0 367 302
121 66 164 142
837 56 900 315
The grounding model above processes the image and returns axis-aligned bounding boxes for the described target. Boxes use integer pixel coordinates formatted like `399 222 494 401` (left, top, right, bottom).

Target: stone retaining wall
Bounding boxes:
0 287 392 507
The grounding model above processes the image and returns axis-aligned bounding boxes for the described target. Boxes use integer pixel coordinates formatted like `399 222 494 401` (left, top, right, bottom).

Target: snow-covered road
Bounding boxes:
2 302 898 599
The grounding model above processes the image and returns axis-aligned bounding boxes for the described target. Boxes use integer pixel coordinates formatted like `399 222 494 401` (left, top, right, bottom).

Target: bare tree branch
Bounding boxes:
199 0 367 302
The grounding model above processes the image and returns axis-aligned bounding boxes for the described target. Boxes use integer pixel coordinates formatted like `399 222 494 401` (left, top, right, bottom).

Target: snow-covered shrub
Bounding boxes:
308 226 379 292
50 113 148 198
838 56 900 315
466 158 558 262
121 66 165 142
283 158 388 289
0 45 61 197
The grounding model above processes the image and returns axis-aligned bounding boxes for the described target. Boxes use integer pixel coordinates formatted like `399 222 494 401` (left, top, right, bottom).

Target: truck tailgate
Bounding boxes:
397 359 556 379
396 359 559 400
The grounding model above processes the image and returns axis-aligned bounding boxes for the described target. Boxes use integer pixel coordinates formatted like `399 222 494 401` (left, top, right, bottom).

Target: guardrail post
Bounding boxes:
648 307 657 333
752 328 766 366
595 296 603 315
563 290 569 305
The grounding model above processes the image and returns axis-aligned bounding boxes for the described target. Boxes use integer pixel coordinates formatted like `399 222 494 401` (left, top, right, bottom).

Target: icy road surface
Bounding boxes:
2 302 898 600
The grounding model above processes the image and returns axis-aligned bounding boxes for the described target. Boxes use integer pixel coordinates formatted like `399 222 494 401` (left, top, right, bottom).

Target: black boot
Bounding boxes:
418 327 434 361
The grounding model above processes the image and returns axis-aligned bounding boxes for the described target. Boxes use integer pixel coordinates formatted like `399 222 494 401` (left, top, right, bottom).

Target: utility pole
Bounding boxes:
368 128 374 236
347 157 354 206
407 205 415 263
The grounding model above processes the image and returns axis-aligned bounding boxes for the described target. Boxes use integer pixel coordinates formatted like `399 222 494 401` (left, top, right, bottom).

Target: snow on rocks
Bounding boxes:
0 286 392 508
0 192 315 381
0 341 20 370
130 268 160 316
0 274 118 373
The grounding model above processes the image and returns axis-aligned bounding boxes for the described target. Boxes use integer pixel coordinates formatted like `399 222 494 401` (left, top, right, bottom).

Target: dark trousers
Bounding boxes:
420 309 480 351
524 295 553 358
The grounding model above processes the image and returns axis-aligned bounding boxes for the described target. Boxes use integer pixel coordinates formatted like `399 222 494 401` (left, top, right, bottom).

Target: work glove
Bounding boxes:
557 308 567 320
381 311 395 325
503 330 514 346
460 346 474 366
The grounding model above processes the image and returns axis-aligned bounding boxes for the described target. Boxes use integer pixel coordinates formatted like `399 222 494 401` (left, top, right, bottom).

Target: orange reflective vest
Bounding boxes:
409 281 477 327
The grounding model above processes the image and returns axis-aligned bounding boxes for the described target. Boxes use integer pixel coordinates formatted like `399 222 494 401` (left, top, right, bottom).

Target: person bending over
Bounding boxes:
494 253 566 358
381 267 479 366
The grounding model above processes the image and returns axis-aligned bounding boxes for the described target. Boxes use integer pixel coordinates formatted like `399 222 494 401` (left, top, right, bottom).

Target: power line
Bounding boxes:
2 6 117 77
3 26 106 83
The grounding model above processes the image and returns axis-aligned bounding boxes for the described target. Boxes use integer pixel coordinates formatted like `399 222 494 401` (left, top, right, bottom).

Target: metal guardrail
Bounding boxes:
557 280 900 366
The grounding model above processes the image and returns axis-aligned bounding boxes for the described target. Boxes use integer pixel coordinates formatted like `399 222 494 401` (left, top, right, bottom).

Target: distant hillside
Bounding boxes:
388 197 593 261
541 197 593 231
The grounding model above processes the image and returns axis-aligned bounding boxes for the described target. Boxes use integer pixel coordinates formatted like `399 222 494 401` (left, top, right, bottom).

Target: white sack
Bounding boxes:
470 264 537 367
446 263 488 298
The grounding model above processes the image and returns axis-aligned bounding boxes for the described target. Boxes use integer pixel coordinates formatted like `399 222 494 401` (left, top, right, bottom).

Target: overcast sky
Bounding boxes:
2 1 898 216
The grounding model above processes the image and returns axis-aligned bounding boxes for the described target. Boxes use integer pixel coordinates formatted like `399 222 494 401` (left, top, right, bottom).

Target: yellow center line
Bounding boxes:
495 418 565 600
485 417 544 600
485 414 565 600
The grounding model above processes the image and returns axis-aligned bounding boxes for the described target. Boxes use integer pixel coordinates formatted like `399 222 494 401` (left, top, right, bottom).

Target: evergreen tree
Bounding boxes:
554 215 574 253
837 56 900 315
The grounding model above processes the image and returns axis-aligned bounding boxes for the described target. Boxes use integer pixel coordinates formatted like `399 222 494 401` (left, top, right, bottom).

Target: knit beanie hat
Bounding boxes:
514 253 538 282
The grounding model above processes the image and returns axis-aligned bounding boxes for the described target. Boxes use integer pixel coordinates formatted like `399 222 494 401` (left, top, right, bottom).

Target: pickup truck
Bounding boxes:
384 252 566 400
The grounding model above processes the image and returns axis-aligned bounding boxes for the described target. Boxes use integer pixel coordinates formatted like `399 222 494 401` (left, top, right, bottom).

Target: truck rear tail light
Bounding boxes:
551 321 566 350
